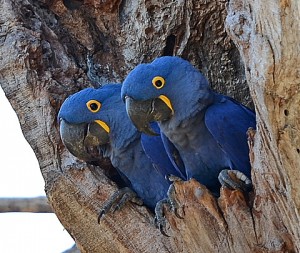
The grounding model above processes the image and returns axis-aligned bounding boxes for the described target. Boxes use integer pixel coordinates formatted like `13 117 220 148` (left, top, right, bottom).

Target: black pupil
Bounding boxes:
155 80 163 87
90 103 98 111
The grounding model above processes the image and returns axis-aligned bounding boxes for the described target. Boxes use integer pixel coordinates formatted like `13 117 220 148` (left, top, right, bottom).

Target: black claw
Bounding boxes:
167 183 183 219
97 187 142 223
174 208 184 219
112 204 121 213
154 182 183 236
218 169 252 193
112 193 131 213
154 198 170 236
159 223 170 237
98 210 105 224
154 215 170 237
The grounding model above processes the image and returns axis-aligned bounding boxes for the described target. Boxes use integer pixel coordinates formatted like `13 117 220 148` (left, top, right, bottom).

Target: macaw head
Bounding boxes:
58 84 133 161
121 56 212 135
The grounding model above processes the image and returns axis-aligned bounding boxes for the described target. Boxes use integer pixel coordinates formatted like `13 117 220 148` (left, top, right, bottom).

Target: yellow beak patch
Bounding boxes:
158 95 174 115
95 120 110 133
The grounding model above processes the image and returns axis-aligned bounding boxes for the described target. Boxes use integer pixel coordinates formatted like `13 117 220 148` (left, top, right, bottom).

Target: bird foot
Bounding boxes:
98 187 143 223
218 169 252 193
154 199 171 237
154 181 184 236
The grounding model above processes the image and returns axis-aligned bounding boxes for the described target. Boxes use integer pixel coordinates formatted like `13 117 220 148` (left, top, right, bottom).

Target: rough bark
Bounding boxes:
0 0 299 252
225 1 300 251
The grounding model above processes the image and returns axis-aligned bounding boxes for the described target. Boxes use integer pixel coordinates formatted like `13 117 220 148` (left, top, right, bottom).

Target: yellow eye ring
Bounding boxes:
152 76 165 89
86 100 101 113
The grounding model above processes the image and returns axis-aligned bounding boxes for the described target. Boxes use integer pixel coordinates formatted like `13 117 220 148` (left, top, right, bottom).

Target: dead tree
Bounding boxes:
0 0 299 252
0 197 52 213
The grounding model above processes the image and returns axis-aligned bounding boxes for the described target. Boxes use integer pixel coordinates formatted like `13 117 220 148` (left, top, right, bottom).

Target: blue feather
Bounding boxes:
160 133 187 180
121 56 256 195
205 95 255 179
59 84 182 210
141 122 186 180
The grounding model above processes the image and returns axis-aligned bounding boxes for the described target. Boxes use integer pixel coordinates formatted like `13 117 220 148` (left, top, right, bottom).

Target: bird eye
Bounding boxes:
86 100 101 113
152 76 165 89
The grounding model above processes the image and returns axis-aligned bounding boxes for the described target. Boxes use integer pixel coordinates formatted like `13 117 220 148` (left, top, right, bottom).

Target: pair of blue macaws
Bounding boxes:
58 56 256 233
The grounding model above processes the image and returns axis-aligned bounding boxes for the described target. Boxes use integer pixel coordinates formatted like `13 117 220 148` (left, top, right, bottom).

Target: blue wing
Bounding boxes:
205 95 256 179
141 122 186 180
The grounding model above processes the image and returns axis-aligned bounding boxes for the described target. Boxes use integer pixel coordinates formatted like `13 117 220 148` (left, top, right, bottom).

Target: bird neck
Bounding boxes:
168 88 215 127
99 115 140 162
103 136 154 180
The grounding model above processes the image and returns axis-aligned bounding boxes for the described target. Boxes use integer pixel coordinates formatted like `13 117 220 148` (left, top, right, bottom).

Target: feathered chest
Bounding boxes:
159 109 233 174
159 112 206 150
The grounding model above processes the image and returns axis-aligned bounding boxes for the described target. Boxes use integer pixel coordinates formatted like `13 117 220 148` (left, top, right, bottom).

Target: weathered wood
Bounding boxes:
226 0 300 251
0 0 299 252
0 197 52 213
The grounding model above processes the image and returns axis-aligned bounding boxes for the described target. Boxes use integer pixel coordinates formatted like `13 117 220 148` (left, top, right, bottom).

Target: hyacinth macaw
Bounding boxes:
58 84 184 232
121 56 256 196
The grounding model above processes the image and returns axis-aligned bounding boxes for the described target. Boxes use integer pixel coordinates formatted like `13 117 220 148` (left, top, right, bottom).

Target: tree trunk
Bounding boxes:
0 0 299 252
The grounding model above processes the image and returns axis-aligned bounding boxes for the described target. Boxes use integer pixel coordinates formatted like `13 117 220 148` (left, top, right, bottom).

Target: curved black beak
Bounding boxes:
59 119 109 162
125 96 173 136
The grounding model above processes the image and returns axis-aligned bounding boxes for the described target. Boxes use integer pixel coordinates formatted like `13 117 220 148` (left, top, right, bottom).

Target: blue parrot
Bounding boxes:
58 83 184 233
121 56 256 196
